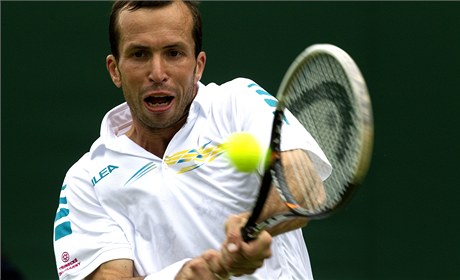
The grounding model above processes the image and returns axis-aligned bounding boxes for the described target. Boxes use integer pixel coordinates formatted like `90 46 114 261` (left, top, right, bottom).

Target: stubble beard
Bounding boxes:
134 81 197 132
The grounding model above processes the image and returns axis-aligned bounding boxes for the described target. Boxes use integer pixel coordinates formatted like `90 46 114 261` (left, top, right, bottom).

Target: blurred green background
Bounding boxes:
2 1 460 279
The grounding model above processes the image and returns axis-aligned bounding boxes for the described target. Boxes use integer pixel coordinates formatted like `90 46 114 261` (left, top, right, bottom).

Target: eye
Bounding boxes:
134 50 146 58
168 50 182 57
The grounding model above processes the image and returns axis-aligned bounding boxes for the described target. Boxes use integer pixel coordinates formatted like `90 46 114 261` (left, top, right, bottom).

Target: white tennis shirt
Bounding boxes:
53 78 332 280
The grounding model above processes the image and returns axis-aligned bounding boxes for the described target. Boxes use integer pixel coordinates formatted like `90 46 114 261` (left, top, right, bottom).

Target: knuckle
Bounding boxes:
188 258 207 272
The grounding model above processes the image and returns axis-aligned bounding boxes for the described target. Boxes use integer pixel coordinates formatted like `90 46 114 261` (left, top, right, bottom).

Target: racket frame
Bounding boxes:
241 44 373 242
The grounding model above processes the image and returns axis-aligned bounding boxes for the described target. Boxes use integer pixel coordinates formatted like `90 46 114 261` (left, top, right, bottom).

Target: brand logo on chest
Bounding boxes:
91 165 119 186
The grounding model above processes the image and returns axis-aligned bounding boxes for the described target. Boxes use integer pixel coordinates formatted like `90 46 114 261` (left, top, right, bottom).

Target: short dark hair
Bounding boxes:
109 1 202 60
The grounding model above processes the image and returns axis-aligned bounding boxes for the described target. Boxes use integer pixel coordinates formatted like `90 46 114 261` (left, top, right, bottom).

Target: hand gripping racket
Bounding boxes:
241 44 374 242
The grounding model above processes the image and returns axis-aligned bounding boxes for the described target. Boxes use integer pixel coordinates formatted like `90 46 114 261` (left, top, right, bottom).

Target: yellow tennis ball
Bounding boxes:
226 132 263 173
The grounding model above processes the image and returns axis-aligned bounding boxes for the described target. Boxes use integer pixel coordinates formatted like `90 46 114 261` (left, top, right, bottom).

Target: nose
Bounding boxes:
148 55 168 84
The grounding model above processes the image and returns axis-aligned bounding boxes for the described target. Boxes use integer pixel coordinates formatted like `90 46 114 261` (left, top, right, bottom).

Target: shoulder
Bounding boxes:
63 136 107 183
198 77 276 107
224 78 276 105
200 77 265 94
213 78 270 97
63 152 93 184
220 77 258 89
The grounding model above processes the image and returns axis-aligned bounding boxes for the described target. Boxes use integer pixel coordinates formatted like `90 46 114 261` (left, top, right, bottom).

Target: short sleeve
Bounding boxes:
53 158 133 280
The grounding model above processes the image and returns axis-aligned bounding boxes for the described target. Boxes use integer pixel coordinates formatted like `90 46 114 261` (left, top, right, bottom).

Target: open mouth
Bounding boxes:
144 96 174 107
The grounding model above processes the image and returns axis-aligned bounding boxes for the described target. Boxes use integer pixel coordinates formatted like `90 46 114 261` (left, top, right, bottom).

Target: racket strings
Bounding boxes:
315 55 360 188
284 53 362 210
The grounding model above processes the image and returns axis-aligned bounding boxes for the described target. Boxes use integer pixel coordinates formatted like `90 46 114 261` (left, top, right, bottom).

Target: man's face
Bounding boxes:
107 2 206 131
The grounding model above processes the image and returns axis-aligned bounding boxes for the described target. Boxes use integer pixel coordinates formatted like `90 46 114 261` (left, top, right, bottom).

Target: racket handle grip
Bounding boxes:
241 225 259 243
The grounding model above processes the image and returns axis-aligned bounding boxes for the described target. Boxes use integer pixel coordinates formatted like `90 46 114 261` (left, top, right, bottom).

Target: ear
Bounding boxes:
106 54 122 88
194 51 206 83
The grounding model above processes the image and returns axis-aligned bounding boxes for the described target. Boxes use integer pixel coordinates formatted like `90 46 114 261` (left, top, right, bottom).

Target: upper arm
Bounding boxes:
85 259 141 280
54 163 133 279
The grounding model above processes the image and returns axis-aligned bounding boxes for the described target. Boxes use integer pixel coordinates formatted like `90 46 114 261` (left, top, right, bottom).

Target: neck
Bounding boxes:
126 113 188 158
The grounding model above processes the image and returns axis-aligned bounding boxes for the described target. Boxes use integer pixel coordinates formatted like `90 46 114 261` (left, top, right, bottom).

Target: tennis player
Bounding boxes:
53 1 331 279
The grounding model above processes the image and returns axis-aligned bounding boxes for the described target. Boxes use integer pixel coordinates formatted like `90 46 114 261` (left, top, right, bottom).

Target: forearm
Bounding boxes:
85 259 143 280
257 187 309 237
86 259 191 280
257 149 324 236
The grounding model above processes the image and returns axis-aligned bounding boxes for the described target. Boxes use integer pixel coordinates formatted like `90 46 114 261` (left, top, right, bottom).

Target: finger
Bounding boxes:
201 250 229 278
223 213 249 254
224 213 249 234
220 235 271 276
239 230 273 260
175 257 215 280
221 213 273 276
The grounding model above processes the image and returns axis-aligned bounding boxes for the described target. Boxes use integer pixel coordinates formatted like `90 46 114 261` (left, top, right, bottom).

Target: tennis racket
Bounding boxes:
241 44 373 242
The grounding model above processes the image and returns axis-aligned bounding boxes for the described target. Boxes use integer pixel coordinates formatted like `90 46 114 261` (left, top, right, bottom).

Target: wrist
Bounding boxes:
144 258 192 280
